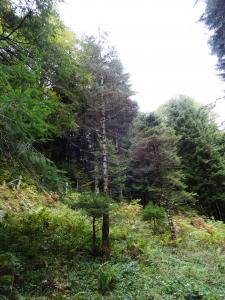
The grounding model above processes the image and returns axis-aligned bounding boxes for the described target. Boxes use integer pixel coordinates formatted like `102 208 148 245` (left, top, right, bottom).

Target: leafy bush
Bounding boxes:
0 207 90 258
0 184 49 212
114 200 142 224
125 239 145 259
174 214 225 247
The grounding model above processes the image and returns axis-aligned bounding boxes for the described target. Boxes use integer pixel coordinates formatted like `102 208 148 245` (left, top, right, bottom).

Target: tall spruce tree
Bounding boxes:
163 96 225 220
65 34 137 258
127 112 192 239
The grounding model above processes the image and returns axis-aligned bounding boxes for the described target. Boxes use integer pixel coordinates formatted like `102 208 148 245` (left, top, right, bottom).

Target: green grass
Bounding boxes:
0 185 225 299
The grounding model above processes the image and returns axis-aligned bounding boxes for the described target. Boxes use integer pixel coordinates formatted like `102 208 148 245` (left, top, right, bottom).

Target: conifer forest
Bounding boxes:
0 0 225 299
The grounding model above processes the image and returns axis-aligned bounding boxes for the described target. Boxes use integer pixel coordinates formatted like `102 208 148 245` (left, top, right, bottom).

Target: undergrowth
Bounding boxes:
0 185 225 299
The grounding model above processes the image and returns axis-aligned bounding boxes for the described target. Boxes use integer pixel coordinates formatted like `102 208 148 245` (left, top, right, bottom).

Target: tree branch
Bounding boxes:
0 10 32 42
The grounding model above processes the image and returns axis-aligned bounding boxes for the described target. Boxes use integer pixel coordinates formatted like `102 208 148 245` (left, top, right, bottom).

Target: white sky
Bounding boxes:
58 0 225 120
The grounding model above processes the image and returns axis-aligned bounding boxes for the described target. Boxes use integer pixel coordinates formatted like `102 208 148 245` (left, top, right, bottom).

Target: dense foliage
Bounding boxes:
200 0 225 80
0 185 225 299
0 0 225 298
164 96 225 220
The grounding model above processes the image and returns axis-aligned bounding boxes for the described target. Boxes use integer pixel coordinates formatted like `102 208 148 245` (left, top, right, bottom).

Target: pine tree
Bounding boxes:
72 193 111 255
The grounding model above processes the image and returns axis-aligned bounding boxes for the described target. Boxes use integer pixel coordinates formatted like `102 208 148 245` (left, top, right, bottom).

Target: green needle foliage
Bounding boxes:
0 0 225 298
71 192 111 219
142 202 166 234
200 0 225 81
71 193 113 255
162 96 225 220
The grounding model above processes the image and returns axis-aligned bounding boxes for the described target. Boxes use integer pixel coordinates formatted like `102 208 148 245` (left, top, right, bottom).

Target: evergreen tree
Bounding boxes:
164 96 225 220
127 112 192 239
200 0 225 82
72 193 111 255
0 0 88 191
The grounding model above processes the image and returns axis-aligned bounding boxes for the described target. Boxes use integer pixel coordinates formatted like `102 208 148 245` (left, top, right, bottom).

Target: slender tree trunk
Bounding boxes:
94 159 100 194
160 192 176 241
65 182 68 195
101 73 110 259
166 207 176 240
102 212 110 259
215 202 222 221
115 134 123 200
153 218 156 234
93 157 99 256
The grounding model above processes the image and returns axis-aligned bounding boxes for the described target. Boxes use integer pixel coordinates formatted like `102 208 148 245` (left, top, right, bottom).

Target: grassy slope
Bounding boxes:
0 185 225 299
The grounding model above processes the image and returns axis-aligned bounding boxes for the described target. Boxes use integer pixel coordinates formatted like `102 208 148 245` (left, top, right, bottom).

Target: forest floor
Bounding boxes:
0 185 225 299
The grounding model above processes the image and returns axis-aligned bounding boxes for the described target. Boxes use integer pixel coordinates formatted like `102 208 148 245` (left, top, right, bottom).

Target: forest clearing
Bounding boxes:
0 0 225 299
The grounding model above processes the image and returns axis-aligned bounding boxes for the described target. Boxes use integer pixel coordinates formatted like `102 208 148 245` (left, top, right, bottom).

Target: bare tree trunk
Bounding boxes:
94 159 100 194
160 192 176 241
115 134 123 200
166 207 176 240
65 182 68 195
101 73 110 259
93 156 99 256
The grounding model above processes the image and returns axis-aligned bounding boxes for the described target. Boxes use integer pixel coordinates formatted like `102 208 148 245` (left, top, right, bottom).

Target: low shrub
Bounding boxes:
142 203 167 234
98 263 118 295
